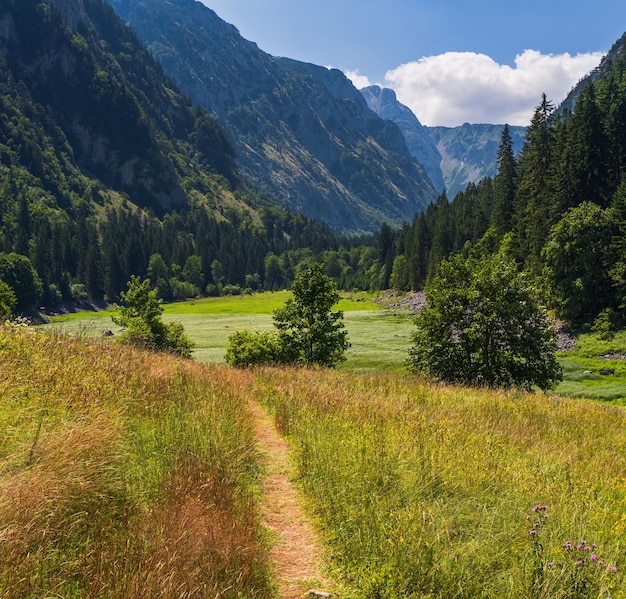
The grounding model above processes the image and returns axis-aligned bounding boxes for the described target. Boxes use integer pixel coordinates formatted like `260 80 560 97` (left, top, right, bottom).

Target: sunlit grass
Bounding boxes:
0 321 274 598
46 292 406 366
9 309 626 597
45 293 626 400
255 368 626 598
555 330 626 403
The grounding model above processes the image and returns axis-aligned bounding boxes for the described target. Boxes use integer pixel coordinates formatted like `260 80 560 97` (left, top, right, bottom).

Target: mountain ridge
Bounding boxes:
360 85 526 197
108 0 438 233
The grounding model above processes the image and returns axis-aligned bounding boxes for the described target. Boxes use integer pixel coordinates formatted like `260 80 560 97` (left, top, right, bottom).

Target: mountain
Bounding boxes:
360 86 526 198
0 0 343 306
0 0 240 216
361 85 445 193
107 0 438 233
425 123 526 198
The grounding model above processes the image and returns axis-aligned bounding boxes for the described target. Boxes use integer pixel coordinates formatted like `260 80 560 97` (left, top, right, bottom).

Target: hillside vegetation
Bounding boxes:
3 318 626 597
108 0 437 232
0 322 273 598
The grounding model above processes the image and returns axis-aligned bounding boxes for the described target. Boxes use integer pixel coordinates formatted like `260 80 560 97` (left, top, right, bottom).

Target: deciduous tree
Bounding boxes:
273 263 350 367
407 245 561 391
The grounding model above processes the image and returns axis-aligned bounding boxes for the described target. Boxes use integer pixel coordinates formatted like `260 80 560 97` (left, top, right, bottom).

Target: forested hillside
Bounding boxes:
0 0 356 309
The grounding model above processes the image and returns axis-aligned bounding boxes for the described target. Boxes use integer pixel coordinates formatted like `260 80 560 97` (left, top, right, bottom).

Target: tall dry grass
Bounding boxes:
255 368 626 598
0 321 274 598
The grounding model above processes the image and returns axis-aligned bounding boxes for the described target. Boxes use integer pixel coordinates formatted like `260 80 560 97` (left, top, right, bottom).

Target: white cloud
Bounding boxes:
383 50 605 127
343 68 374 90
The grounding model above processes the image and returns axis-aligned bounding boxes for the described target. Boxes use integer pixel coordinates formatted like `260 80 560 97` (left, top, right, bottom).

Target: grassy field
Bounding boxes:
0 321 274 598
256 368 626 598
45 292 413 368
556 330 626 403
6 305 626 597
45 292 626 400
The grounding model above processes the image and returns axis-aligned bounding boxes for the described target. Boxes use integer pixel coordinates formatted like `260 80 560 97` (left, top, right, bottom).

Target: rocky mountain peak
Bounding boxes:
361 85 445 193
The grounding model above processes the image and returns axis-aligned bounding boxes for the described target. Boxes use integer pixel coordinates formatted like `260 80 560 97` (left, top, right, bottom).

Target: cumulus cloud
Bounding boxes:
382 50 604 127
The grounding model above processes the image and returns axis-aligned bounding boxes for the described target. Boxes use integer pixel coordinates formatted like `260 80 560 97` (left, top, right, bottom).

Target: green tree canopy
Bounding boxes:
0 280 17 319
113 276 193 357
226 263 350 368
541 201 617 324
0 253 43 312
407 244 562 391
273 263 350 367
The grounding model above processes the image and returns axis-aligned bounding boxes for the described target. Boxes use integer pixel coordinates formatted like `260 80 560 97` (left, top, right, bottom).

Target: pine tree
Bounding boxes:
562 83 610 209
513 94 556 272
491 124 517 236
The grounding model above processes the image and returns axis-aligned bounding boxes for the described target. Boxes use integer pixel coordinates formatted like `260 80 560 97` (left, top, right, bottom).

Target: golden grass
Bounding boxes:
6 318 626 598
0 321 273 598
255 367 626 598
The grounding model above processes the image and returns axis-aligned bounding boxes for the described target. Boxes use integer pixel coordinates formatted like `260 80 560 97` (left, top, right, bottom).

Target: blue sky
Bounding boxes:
200 0 626 126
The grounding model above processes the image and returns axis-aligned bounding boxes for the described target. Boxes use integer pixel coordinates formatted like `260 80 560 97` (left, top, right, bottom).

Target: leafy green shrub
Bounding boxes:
205 283 220 297
0 280 16 319
591 308 620 340
170 277 200 300
225 330 284 367
408 247 562 391
113 276 193 357
70 283 90 305
222 284 242 296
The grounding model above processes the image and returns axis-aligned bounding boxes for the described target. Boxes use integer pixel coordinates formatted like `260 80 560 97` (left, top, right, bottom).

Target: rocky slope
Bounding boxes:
426 124 526 198
361 85 445 193
108 0 438 232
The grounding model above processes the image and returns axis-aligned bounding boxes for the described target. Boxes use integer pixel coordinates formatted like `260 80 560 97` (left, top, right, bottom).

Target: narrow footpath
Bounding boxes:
249 401 334 599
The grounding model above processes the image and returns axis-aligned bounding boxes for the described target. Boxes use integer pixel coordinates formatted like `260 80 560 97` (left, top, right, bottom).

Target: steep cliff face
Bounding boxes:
361 85 444 193
360 85 527 198
109 0 437 232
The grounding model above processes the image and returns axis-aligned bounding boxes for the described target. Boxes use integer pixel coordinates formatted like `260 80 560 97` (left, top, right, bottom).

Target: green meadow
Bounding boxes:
46 292 413 369
46 292 626 400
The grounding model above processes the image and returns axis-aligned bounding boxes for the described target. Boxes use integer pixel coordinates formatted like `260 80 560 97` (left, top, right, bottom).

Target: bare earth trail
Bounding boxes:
249 400 335 598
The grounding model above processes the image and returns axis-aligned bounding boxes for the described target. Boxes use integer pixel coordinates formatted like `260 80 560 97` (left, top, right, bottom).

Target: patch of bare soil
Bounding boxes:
250 401 334 599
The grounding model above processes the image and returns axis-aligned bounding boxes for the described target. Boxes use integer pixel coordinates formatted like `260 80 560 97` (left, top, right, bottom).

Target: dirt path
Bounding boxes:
249 401 334 599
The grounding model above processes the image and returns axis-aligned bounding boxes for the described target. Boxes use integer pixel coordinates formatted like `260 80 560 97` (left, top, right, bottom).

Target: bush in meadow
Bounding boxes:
407 242 562 390
113 276 193 357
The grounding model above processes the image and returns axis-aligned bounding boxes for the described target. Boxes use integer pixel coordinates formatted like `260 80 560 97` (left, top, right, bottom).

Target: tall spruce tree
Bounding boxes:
491 124 517 236
513 94 556 272
562 83 609 209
